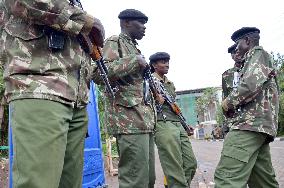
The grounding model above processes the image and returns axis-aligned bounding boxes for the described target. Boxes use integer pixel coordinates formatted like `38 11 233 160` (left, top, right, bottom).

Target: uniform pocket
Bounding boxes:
223 145 250 163
115 95 142 107
216 145 250 178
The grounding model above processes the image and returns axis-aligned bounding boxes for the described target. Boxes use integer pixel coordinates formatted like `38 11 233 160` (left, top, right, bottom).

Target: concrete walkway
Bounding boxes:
105 138 284 188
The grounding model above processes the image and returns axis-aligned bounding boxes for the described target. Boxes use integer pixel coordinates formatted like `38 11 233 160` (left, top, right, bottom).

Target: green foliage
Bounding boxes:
102 142 118 156
96 85 118 154
96 85 107 141
271 52 284 136
195 87 218 119
0 65 4 97
278 95 284 136
0 63 8 157
216 103 224 126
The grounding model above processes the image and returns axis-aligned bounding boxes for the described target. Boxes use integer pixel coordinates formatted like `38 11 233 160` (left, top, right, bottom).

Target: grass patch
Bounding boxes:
102 142 118 157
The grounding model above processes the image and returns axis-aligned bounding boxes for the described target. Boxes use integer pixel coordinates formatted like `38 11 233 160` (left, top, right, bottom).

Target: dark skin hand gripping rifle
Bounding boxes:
72 0 116 99
77 33 117 99
144 67 194 136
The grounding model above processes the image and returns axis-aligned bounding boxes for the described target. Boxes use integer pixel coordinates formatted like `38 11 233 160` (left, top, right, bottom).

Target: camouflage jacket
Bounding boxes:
226 46 279 137
222 66 239 127
93 33 155 135
152 72 179 122
0 0 94 107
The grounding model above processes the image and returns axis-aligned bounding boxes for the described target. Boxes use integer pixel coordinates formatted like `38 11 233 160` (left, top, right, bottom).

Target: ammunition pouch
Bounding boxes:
44 26 65 51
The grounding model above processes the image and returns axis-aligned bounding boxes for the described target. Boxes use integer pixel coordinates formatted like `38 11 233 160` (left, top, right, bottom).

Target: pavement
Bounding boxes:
1 138 283 187
105 138 284 188
275 137 284 141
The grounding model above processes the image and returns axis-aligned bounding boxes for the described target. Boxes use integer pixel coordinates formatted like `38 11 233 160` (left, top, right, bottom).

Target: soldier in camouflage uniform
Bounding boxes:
92 9 156 188
149 52 197 188
221 43 243 137
0 0 105 187
214 27 279 188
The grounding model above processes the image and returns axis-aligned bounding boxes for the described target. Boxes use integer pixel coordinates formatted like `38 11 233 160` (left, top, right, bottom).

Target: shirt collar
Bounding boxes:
245 45 263 59
153 72 171 84
119 33 138 45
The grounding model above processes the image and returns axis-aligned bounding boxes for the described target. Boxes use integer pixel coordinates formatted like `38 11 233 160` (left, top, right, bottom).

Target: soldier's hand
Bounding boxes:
89 18 105 47
222 98 229 112
187 125 194 136
80 15 105 47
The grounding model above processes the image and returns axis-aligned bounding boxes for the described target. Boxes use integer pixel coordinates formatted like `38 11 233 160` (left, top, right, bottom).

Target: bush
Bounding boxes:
278 94 284 136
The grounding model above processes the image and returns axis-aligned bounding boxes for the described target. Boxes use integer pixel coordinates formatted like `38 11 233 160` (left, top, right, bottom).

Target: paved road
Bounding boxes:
105 139 284 188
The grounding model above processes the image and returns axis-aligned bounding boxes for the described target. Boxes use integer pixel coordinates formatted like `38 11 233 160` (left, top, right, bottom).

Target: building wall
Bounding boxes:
176 93 200 126
175 87 221 127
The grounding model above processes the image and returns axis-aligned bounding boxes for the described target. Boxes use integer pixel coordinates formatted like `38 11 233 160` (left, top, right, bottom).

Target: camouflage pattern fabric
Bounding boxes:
152 72 179 122
225 46 279 137
0 0 96 107
222 66 240 99
221 66 240 128
93 33 155 135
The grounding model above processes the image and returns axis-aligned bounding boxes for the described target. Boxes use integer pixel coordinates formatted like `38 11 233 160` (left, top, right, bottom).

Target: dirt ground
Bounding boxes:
0 158 8 188
0 157 115 188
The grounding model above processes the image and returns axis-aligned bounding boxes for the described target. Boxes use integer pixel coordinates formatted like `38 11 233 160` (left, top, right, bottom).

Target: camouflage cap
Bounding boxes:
231 27 260 42
149 52 170 64
228 43 237 54
118 9 148 23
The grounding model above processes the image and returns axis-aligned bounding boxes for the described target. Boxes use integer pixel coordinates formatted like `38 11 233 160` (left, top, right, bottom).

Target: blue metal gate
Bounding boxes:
9 82 106 188
82 82 106 187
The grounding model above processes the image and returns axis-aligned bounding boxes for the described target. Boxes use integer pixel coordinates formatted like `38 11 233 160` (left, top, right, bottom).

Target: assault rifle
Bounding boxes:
77 34 117 99
144 68 194 136
70 0 117 99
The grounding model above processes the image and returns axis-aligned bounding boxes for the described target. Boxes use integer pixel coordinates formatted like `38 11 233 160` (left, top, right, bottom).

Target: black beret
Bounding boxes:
228 43 237 54
118 9 148 22
231 27 260 42
149 52 170 63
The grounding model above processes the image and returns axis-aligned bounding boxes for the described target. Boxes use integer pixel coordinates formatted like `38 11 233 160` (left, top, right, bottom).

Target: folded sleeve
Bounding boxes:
92 38 141 84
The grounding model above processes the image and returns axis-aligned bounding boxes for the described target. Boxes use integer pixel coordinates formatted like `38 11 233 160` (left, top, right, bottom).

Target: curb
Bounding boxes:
209 139 224 142
275 137 284 141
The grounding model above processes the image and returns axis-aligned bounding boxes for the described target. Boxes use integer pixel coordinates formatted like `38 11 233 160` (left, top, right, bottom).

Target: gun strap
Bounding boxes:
69 0 83 9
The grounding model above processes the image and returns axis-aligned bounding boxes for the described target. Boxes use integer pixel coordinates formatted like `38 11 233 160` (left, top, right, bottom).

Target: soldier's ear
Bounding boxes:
120 20 130 28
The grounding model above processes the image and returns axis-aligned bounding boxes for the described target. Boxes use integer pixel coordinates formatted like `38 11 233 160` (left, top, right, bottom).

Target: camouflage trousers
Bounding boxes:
116 133 155 188
155 121 197 188
10 99 88 188
214 129 279 188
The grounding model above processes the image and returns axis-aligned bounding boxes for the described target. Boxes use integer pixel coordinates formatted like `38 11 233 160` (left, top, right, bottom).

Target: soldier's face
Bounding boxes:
127 19 146 40
232 51 243 63
153 60 169 75
236 38 249 57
